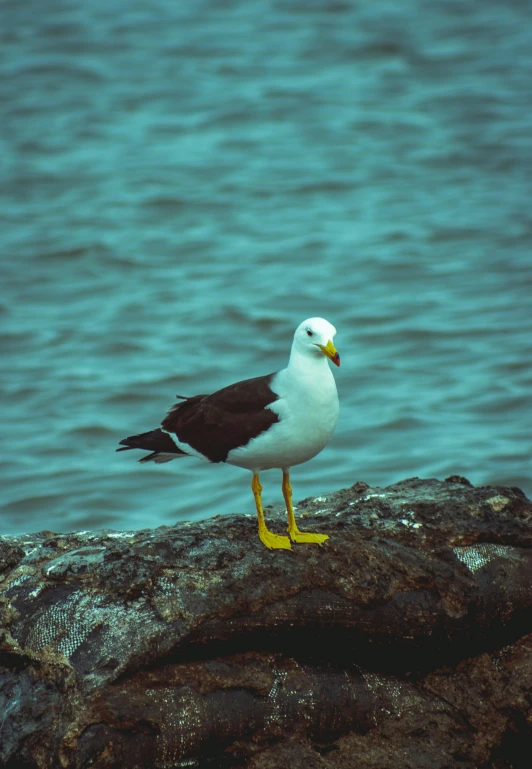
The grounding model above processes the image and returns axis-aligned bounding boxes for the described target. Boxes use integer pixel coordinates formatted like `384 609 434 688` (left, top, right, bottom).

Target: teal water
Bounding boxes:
1 0 531 536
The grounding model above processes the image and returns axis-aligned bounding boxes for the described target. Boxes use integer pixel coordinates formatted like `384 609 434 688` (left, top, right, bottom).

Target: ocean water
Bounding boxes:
1 0 531 537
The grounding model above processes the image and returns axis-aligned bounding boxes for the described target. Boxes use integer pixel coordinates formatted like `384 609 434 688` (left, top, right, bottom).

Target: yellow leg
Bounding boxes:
252 473 292 550
283 470 329 545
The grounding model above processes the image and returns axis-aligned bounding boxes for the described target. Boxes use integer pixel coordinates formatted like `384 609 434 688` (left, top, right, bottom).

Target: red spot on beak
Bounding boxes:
332 352 340 367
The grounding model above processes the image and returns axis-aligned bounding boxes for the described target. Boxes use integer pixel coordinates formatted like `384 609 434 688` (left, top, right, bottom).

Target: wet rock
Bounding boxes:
1 477 532 768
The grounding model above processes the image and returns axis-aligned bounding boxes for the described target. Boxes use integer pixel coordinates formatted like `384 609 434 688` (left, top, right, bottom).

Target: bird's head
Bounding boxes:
293 317 340 366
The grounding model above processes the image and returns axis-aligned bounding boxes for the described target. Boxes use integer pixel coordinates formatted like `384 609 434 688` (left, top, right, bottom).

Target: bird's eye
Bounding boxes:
306 329 313 337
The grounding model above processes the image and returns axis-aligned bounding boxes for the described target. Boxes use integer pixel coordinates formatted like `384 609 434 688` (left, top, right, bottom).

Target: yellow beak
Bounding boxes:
317 340 340 367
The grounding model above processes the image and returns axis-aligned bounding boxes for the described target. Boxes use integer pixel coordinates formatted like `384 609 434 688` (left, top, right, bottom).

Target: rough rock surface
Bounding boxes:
1 476 532 768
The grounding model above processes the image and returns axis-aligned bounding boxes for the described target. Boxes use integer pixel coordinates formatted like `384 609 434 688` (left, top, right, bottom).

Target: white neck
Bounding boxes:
286 344 332 381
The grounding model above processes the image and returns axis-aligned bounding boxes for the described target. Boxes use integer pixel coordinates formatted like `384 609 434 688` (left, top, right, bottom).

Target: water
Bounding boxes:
1 0 531 537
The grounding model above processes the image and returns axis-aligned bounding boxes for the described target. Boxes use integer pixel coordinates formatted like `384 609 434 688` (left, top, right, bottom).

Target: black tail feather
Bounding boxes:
116 428 186 458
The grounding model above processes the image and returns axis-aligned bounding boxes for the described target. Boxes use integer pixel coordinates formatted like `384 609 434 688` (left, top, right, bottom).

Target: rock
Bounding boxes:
1 477 531 768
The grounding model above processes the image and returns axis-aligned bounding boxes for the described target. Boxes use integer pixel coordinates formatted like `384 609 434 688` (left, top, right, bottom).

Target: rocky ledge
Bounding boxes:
1 476 532 769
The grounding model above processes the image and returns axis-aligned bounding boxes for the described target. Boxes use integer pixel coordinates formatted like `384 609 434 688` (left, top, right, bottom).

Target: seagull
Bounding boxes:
117 317 340 550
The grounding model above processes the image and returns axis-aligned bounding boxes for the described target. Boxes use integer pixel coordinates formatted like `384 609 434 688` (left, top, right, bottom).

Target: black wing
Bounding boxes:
161 373 279 463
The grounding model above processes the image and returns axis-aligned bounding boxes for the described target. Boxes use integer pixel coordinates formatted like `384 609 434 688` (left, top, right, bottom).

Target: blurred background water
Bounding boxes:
1 0 531 537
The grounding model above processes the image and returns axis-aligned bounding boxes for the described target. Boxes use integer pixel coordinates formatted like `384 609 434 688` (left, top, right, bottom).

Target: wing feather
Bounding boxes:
161 374 279 463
